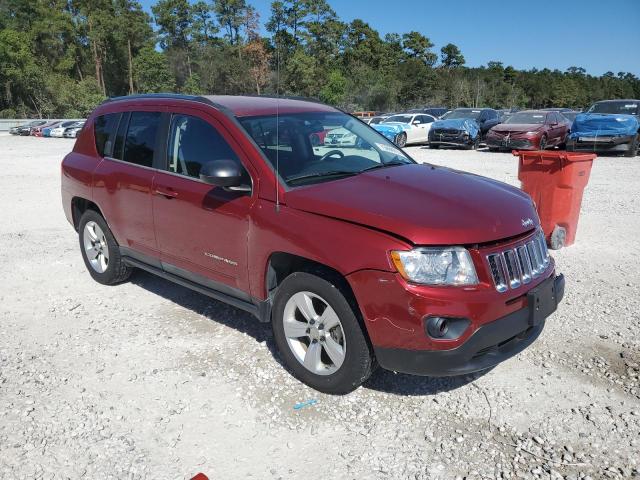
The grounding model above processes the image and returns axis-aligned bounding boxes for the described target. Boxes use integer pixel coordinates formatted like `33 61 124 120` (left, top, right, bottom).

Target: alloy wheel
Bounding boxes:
282 291 346 375
83 221 109 273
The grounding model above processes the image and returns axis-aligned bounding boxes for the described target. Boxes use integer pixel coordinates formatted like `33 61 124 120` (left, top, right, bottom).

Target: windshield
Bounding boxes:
505 112 547 124
239 111 414 186
588 101 639 115
383 115 412 124
442 109 482 120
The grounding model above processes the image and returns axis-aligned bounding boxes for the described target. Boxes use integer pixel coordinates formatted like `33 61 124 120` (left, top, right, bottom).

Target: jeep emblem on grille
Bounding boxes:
521 218 534 228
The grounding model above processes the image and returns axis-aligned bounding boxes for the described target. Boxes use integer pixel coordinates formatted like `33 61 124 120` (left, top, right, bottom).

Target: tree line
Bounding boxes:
1 0 639 118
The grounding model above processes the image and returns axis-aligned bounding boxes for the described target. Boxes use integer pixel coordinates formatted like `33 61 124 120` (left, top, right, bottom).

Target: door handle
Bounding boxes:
153 187 178 199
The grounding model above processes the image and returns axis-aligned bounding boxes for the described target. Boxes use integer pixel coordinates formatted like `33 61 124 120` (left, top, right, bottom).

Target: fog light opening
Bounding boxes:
427 317 449 338
424 316 470 340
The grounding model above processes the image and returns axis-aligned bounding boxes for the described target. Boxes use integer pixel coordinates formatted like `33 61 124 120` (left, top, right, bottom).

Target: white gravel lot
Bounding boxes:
0 134 638 480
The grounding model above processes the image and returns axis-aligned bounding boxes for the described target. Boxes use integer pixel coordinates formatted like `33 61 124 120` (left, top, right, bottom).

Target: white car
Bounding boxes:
62 122 85 138
50 121 81 138
324 127 358 147
380 113 437 145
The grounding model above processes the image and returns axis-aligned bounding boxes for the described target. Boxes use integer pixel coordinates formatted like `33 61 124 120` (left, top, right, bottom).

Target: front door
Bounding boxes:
151 109 254 297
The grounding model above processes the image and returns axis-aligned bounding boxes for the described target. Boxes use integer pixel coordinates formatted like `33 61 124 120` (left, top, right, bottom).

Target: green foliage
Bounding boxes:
133 47 175 93
0 109 18 118
0 0 638 118
319 70 346 106
441 43 465 68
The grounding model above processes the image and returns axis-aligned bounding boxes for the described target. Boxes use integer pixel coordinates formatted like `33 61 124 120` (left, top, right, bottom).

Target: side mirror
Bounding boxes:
412 121 421 125
199 159 249 191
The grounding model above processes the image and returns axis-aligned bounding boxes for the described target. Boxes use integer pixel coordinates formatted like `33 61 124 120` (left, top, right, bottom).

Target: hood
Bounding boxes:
432 118 480 137
570 113 639 138
372 123 408 134
284 164 538 245
491 123 542 133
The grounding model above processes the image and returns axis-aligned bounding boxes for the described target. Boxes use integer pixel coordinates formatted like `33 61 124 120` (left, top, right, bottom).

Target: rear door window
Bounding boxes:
122 111 161 168
94 113 121 157
166 114 242 178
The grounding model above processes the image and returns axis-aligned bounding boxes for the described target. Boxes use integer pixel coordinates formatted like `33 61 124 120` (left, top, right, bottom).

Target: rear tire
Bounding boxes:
78 210 132 285
624 134 639 157
272 272 374 394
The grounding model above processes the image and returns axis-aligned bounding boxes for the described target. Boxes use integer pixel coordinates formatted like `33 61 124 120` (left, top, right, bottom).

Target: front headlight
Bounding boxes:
525 131 540 135
390 247 478 286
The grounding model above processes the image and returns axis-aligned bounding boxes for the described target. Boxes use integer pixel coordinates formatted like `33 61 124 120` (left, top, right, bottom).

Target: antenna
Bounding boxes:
275 39 281 213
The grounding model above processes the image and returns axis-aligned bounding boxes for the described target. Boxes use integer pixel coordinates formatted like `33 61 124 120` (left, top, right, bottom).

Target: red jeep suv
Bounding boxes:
61 94 564 394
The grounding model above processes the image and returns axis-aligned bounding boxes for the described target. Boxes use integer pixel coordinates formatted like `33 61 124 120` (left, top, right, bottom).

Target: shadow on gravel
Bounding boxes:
131 270 492 396
131 270 278 353
364 368 491 396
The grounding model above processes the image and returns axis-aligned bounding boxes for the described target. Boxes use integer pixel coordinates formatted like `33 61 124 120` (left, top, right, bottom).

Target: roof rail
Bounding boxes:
103 93 326 106
102 93 215 105
249 94 325 104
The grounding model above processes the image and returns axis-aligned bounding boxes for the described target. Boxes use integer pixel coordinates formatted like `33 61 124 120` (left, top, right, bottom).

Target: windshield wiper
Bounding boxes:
286 170 359 185
360 159 410 173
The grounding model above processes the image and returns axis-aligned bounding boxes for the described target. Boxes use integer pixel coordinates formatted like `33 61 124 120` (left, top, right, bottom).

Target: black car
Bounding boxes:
560 111 579 124
497 108 520 122
428 108 501 149
408 107 448 118
541 108 574 113
10 120 47 135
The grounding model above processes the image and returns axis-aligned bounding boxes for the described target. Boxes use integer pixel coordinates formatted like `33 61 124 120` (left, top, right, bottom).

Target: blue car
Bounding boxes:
371 123 410 146
567 100 639 157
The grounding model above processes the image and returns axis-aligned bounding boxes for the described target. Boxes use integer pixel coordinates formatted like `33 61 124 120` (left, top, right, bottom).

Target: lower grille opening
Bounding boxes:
471 327 533 359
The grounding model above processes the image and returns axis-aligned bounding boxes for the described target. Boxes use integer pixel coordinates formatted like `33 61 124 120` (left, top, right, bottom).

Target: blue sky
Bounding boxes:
140 0 640 76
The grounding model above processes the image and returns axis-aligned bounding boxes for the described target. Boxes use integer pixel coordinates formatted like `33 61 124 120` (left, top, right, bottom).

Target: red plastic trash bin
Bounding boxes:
514 150 595 249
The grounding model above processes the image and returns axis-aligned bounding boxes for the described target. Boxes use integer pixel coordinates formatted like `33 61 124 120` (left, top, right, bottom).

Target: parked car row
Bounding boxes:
353 99 639 156
8 119 86 138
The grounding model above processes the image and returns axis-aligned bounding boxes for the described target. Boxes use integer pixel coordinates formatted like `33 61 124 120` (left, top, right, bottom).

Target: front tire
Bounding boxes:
78 210 132 285
272 272 374 394
539 134 548 151
624 134 639 157
395 132 407 148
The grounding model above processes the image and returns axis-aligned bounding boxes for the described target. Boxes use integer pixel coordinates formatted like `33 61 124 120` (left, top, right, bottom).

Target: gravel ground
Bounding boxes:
0 134 638 480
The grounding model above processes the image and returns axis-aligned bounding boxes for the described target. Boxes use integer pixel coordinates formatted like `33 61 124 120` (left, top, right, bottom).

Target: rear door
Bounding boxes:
92 109 163 264
151 107 254 297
